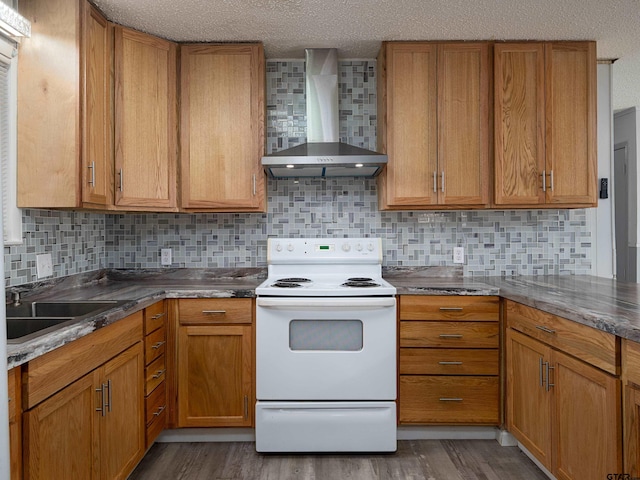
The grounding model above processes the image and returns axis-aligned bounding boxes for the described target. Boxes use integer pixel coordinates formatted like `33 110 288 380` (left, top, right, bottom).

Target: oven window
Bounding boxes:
289 319 363 351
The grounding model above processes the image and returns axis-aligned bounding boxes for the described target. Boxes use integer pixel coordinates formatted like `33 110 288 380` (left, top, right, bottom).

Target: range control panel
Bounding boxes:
267 238 382 264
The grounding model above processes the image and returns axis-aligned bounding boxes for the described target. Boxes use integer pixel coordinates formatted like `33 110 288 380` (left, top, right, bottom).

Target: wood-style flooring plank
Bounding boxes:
128 440 549 480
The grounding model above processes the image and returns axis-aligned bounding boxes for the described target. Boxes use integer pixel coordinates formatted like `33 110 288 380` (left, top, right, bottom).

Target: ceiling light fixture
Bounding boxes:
355 163 364 168
286 164 295 169
0 3 31 38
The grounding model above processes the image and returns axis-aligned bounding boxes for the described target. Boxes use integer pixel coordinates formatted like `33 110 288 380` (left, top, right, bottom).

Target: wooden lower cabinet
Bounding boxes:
507 328 621 480
623 338 640 477
8 367 21 480
177 324 252 427
24 342 145 480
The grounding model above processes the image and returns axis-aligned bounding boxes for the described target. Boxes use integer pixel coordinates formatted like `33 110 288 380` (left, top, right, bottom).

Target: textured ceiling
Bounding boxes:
93 0 640 110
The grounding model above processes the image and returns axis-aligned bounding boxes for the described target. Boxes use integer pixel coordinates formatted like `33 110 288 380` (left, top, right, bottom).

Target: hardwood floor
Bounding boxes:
129 440 548 479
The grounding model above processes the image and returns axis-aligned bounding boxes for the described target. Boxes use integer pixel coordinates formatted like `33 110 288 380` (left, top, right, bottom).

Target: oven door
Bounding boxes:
256 296 396 401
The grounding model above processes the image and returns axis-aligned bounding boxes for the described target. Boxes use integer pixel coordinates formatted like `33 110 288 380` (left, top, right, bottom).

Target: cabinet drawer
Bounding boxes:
7 367 18 422
146 405 167 447
506 300 619 375
400 321 499 348
145 381 166 426
144 302 166 335
400 296 499 321
145 355 166 396
178 298 252 325
399 375 499 424
145 326 166 364
623 339 640 386
400 348 498 375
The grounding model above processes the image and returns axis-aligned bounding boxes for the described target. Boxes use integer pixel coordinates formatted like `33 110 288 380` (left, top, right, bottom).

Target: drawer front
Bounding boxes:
400 321 499 348
623 339 640 386
146 406 167 447
506 300 618 375
145 326 166 364
400 296 499 321
145 381 166 426
399 375 499 424
7 367 18 422
400 348 499 375
145 355 166 396
144 301 166 335
178 298 253 325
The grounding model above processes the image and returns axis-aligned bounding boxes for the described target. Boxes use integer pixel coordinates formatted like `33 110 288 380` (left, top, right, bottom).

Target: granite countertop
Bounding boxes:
7 268 640 369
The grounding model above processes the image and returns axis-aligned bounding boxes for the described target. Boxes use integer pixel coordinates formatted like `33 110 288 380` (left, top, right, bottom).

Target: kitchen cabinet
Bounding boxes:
8 367 21 480
143 301 167 446
494 42 597 207
18 0 113 209
22 310 144 480
506 301 621 480
398 296 499 424
377 42 490 210
114 27 178 211
622 339 640 477
179 44 266 212
177 298 254 427
24 342 144 480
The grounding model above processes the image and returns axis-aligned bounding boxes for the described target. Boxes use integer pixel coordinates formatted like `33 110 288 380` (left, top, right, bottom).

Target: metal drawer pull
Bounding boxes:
439 334 463 338
439 361 463 365
202 310 226 314
151 313 166 320
545 362 555 391
535 325 556 334
151 341 166 350
244 395 249 420
152 369 166 379
153 405 166 417
439 397 463 402
439 307 463 311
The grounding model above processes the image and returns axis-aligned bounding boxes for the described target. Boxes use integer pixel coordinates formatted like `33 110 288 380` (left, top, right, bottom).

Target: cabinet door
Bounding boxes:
8 367 21 480
506 329 552 470
82 3 113 207
544 42 597 206
180 44 266 211
114 27 177 209
494 43 545 205
379 43 438 208
99 343 145 480
552 350 621 480
437 43 489 206
178 325 253 427
624 385 640 477
24 372 100 480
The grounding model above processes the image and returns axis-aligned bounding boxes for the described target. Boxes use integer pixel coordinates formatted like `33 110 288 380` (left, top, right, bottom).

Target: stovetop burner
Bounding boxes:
347 277 373 282
342 281 380 288
272 282 304 288
276 277 312 283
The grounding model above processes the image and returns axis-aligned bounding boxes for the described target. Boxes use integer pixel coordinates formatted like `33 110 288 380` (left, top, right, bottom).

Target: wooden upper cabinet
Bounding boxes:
180 44 266 212
494 41 597 208
114 27 177 210
18 0 113 209
377 42 490 210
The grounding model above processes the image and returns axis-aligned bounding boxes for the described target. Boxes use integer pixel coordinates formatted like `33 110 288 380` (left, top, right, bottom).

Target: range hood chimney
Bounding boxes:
261 48 388 178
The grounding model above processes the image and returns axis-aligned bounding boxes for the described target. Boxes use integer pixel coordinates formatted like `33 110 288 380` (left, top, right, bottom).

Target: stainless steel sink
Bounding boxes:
6 300 124 318
6 300 129 344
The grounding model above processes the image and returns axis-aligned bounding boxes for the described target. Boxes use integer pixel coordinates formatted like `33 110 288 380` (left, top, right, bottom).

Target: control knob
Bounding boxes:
275 243 283 252
355 243 363 252
342 243 351 252
287 243 295 252
367 243 375 252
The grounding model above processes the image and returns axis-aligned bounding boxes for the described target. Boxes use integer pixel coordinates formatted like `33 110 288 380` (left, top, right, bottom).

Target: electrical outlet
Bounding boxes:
161 248 172 266
36 253 53 278
453 246 465 264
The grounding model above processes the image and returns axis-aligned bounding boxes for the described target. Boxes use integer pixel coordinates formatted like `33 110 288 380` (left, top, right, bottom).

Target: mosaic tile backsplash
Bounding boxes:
3 60 592 286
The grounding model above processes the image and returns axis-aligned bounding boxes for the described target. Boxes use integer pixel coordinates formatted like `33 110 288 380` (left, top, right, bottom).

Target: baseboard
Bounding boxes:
518 443 557 480
397 426 498 441
495 429 518 446
157 428 256 443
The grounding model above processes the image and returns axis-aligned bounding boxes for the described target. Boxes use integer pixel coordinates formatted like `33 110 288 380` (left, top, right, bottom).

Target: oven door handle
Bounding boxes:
256 297 396 309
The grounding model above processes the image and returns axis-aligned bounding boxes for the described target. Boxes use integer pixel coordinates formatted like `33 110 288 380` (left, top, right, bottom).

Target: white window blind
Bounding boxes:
0 35 22 245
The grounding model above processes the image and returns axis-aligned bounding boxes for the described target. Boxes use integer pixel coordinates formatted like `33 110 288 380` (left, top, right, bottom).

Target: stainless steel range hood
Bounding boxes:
262 49 387 178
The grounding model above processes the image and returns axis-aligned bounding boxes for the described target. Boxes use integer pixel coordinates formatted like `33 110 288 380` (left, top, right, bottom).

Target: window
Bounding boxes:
0 34 22 245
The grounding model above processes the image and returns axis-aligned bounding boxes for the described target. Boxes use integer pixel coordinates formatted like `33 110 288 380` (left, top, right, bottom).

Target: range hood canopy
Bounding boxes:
262 48 387 179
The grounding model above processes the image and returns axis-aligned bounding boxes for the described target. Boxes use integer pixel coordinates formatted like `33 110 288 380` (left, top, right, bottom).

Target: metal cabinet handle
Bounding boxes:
545 362 555 391
439 361 463 365
549 170 554 191
439 397 463 402
541 170 546 192
88 161 96 187
152 369 166 379
535 325 556 335
96 384 106 416
105 379 112 413
151 313 166 320
539 357 544 388
153 405 166 417
202 310 226 314
252 174 257 196
244 395 249 420
433 171 437 193
151 341 166 350
439 334 463 338
118 168 123 191
439 307 463 311
441 171 445 193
